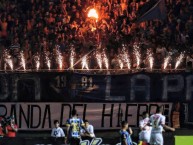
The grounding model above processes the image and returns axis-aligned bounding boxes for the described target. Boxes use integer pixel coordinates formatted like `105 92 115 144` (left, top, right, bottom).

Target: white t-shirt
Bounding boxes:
139 117 151 142
150 114 165 133
81 124 95 137
139 117 151 131
51 127 65 137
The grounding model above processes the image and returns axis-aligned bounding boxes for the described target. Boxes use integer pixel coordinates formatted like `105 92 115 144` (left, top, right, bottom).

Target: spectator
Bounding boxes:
81 120 95 142
0 0 192 70
51 120 66 145
5 116 18 138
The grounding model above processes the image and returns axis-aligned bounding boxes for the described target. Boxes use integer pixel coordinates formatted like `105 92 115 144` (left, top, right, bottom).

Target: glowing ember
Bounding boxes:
175 53 184 69
81 56 89 70
88 9 98 19
20 51 26 70
45 51 51 70
56 46 63 70
147 49 154 70
70 47 76 69
96 52 102 69
163 55 171 69
34 53 40 70
3 50 13 70
133 44 141 68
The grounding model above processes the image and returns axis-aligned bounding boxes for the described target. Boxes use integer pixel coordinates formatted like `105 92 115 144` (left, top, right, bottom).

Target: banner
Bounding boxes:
1 72 193 102
73 73 193 102
0 103 172 130
0 72 70 102
0 72 193 102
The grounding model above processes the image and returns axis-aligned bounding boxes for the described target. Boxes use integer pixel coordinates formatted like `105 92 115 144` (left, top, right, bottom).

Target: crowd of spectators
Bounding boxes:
0 0 193 70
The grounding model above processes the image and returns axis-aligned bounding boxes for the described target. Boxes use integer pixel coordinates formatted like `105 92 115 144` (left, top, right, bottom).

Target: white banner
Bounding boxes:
0 103 172 130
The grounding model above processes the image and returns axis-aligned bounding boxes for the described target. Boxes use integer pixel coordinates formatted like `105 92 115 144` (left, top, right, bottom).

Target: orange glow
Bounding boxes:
88 9 98 19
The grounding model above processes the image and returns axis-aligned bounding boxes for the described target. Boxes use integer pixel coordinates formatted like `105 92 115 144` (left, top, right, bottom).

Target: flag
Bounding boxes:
136 0 166 23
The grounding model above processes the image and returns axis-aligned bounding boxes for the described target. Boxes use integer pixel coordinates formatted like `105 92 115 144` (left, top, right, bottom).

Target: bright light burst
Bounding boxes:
122 46 131 69
88 8 98 19
45 51 51 70
3 50 13 70
96 52 102 69
34 53 40 70
70 47 76 69
118 58 124 69
175 53 184 69
56 46 63 70
163 55 171 70
81 56 89 70
102 51 109 69
147 49 154 70
20 51 26 70
133 44 141 68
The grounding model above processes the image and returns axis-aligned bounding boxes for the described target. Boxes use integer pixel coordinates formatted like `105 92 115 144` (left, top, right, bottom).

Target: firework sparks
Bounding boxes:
163 55 171 70
81 56 89 70
125 54 131 69
96 52 102 69
147 49 154 70
56 47 63 70
118 59 124 69
175 53 184 69
102 51 109 69
133 44 141 68
122 47 131 69
45 51 51 70
34 53 40 70
20 51 26 70
3 50 13 70
88 9 98 19
70 47 75 69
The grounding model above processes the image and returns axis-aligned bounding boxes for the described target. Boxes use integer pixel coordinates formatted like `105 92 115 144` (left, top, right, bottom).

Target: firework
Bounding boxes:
118 58 124 69
102 51 109 69
45 51 51 70
175 53 184 69
88 9 98 19
34 53 40 70
147 49 154 70
96 52 102 69
70 47 75 69
122 47 131 69
118 52 123 69
56 47 63 70
3 50 13 70
81 56 89 70
163 55 171 70
133 44 141 68
20 51 26 70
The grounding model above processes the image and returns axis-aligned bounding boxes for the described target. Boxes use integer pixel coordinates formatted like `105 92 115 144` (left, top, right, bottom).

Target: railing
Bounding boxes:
0 68 187 75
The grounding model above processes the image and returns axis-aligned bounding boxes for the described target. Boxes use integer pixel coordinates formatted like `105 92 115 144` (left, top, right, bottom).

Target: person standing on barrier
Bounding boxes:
149 106 175 145
120 121 133 145
66 109 85 145
51 120 66 145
